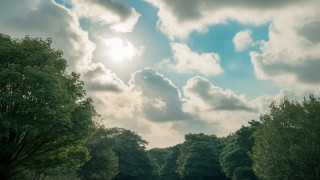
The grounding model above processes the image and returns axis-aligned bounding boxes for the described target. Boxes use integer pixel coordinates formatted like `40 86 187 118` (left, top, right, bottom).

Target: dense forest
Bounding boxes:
1 34 320 180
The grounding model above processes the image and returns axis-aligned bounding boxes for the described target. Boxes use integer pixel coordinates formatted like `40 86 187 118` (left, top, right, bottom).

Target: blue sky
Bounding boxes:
1 0 320 147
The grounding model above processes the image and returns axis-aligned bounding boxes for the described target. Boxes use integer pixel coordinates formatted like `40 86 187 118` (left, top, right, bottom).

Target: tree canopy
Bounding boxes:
78 127 119 180
253 96 320 180
177 133 227 180
0 34 96 179
220 120 260 180
110 128 154 180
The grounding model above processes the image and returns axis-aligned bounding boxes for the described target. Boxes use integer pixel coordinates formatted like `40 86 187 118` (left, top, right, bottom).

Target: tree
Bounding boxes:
148 147 170 179
78 127 119 180
177 134 227 180
253 96 320 180
220 120 260 180
0 34 96 179
110 128 154 180
160 145 182 180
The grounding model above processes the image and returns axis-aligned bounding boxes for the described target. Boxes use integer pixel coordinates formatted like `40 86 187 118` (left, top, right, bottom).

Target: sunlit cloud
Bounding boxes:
158 43 223 76
233 29 253 52
102 37 144 62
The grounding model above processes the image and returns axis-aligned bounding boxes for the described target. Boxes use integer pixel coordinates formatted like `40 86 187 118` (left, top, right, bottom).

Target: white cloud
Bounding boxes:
181 76 261 136
233 29 253 52
184 76 257 112
160 43 223 76
82 63 126 92
102 37 145 62
129 68 192 122
0 0 95 72
72 0 140 32
145 0 309 40
250 3 320 92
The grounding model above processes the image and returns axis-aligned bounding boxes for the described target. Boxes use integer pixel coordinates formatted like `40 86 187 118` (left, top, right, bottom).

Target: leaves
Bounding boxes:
253 96 320 180
0 34 96 179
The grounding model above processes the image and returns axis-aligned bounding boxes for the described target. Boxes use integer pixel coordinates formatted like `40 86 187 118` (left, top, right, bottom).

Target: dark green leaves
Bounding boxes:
0 34 96 179
253 96 320 180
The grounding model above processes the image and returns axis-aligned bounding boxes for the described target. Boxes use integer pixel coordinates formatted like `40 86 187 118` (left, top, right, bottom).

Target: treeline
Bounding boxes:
1 34 320 180
42 94 320 180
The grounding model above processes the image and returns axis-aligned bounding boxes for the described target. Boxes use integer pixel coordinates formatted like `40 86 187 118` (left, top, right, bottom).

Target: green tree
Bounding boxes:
110 128 153 180
78 127 119 180
253 96 320 180
160 144 181 180
177 134 227 180
0 34 96 179
148 147 170 179
220 120 260 180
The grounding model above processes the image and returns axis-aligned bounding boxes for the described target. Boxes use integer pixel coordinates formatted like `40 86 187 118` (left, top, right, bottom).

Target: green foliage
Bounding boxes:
220 120 260 180
253 96 320 180
110 128 154 180
78 127 119 180
39 167 80 180
177 134 227 180
0 34 96 179
159 145 181 180
147 147 170 178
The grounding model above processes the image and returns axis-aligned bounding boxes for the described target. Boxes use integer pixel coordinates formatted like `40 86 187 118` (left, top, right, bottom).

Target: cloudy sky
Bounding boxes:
1 0 320 147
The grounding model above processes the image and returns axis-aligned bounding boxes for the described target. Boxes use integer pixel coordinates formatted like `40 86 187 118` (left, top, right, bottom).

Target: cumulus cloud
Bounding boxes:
250 3 320 91
233 29 253 52
184 76 256 112
82 63 126 92
145 0 309 39
72 0 140 32
0 0 95 72
130 68 192 122
159 43 223 76
102 37 145 61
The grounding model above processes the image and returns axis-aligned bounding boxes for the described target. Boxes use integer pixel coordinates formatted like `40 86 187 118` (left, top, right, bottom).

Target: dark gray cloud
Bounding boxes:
184 76 256 112
130 68 193 122
298 21 320 43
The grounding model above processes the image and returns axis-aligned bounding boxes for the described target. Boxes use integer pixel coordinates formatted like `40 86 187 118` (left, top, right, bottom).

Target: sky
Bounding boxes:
1 0 320 148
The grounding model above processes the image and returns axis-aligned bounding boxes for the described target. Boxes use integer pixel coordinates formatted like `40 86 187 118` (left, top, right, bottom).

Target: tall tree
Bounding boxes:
148 147 170 179
110 128 153 180
220 120 260 180
177 134 227 180
78 127 119 180
0 34 96 179
253 96 320 180
160 145 181 180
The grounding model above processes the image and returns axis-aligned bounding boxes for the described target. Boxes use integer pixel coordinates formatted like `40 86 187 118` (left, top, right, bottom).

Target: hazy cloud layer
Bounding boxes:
72 0 140 32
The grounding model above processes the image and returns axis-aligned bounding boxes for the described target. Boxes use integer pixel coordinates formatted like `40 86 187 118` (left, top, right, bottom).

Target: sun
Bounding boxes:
104 37 138 62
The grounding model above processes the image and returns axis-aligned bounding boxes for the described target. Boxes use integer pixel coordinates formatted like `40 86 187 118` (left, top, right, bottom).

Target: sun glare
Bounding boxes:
104 37 138 62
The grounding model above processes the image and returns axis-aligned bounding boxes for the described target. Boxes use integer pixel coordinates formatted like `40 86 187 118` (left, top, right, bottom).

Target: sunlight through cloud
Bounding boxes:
103 37 144 62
